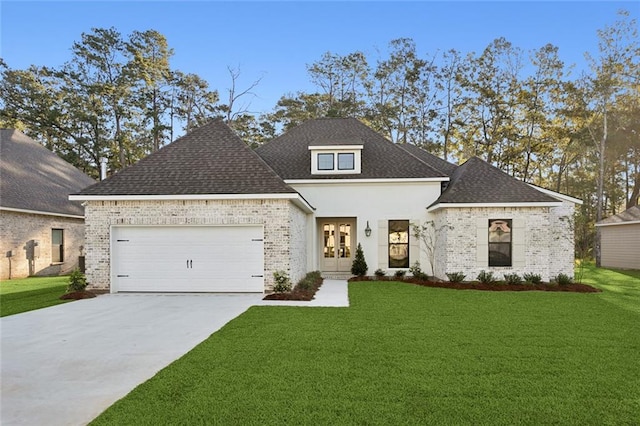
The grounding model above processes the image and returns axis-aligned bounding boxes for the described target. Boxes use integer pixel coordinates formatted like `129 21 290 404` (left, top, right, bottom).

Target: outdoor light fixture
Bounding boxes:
365 221 372 237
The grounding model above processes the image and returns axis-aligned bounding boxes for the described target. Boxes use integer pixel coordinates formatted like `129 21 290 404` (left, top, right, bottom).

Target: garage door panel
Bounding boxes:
112 226 264 292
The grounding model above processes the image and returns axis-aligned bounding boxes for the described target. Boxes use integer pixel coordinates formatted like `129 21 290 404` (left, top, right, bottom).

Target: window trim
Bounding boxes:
388 219 410 269
488 219 512 267
309 145 363 175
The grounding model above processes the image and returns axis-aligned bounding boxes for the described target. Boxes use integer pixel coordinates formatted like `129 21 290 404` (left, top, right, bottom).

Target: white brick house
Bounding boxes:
71 118 580 293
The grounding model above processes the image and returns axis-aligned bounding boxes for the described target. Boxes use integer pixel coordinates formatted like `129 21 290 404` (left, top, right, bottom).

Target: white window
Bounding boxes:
309 145 363 175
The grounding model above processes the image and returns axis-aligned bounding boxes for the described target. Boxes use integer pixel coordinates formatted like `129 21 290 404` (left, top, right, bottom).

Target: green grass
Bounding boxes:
92 266 640 425
0 276 71 317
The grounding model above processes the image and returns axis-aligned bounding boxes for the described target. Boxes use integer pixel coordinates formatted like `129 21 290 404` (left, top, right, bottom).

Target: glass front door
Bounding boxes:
321 219 355 272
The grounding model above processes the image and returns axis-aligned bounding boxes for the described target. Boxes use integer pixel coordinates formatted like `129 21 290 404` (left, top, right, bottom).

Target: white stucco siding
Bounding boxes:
290 181 442 274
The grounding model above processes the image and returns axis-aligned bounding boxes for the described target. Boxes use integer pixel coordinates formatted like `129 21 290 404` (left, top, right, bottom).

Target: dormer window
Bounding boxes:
309 144 362 175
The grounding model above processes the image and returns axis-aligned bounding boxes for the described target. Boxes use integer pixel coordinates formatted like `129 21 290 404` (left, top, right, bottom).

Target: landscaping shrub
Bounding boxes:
67 268 87 292
476 270 496 284
554 273 573 286
374 269 386 278
523 272 542 285
351 243 368 276
272 270 292 293
446 272 466 283
503 273 522 285
394 270 406 278
409 261 429 281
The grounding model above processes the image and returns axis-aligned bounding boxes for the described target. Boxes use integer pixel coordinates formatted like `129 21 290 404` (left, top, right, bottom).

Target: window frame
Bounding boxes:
488 219 512 267
51 228 64 263
317 153 335 171
337 152 355 170
388 220 410 268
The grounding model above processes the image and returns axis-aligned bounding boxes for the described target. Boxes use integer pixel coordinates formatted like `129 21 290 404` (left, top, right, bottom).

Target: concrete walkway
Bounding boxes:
0 280 349 426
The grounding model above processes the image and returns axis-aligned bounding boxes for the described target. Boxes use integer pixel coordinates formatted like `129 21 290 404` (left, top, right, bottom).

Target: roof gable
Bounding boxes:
432 157 558 206
256 118 446 180
0 129 95 216
76 119 295 196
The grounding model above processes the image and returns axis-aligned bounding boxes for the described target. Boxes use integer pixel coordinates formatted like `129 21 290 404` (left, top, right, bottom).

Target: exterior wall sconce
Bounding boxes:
365 221 372 237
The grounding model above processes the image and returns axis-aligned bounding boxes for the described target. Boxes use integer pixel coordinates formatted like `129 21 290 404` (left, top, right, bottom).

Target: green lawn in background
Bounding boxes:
0 276 71 317
92 266 640 425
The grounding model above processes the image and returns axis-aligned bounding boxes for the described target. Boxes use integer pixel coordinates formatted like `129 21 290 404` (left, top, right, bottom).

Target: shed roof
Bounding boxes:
0 129 95 216
597 205 640 225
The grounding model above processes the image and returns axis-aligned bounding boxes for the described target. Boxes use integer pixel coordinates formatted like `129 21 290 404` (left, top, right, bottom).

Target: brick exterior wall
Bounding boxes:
83 199 307 292
432 204 575 282
0 210 85 280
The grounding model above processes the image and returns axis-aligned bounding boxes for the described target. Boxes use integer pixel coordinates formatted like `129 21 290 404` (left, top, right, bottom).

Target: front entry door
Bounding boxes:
321 220 355 272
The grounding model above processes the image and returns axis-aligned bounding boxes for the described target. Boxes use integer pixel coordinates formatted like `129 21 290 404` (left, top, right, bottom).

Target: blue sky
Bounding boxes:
1 1 637 115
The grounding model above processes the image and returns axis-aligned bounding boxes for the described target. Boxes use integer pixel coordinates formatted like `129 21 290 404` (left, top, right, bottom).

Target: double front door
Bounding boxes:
321 219 355 272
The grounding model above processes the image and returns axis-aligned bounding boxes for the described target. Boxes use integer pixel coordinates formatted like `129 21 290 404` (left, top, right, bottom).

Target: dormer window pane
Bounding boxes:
337 153 354 170
318 153 334 170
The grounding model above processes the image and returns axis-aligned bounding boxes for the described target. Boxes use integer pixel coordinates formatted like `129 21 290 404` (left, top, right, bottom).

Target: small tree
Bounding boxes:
411 220 451 277
351 243 368 276
67 268 87 292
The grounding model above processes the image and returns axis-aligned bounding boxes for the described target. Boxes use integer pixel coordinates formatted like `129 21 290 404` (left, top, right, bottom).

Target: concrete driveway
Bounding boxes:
0 293 262 426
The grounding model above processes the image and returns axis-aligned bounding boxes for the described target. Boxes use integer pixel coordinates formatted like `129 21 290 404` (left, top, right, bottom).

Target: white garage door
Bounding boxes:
111 226 264 292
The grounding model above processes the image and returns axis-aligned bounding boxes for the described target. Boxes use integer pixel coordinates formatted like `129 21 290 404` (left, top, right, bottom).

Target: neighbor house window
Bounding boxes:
488 219 511 267
317 153 334 170
52 229 64 263
388 220 409 268
337 153 355 170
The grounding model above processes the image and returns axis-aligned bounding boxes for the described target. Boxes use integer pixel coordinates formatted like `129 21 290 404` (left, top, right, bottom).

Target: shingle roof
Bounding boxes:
75 119 295 196
396 143 458 176
432 157 558 205
255 118 447 180
0 129 95 216
597 205 640 225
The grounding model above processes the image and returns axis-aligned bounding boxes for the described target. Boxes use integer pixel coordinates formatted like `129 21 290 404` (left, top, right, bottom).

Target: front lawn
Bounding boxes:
92 266 639 425
0 276 71 317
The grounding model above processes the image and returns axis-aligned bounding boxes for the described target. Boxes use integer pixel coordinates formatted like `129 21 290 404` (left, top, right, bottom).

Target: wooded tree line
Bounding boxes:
1 12 638 261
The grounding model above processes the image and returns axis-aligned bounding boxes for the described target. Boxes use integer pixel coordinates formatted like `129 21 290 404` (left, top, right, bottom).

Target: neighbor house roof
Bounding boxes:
429 157 559 208
0 129 95 217
256 118 447 180
75 119 296 196
596 205 640 226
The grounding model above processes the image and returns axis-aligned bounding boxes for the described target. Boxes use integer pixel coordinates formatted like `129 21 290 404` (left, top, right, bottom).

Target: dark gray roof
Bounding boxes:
0 129 95 216
598 205 640 225
396 143 458 176
76 119 295 196
432 157 558 205
256 118 447 180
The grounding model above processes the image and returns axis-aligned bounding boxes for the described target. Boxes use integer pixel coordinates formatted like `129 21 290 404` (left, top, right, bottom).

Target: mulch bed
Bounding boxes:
263 276 324 301
350 276 601 293
60 291 97 300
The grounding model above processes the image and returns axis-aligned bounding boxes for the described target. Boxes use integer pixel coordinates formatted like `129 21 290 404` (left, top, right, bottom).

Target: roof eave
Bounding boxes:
69 193 315 213
595 220 640 227
427 201 563 213
0 206 84 219
527 184 583 205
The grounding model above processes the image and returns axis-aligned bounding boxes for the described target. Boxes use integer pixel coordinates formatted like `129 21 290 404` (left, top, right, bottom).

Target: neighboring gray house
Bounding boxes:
0 129 95 279
596 206 640 270
71 118 580 293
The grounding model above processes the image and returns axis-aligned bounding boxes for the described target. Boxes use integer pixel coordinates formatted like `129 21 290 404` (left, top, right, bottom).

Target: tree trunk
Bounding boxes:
595 107 607 267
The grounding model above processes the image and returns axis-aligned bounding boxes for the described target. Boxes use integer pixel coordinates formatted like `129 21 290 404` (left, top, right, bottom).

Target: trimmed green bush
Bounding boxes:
409 261 429 281
272 270 291 293
374 269 386 277
523 272 542 285
503 273 522 285
351 243 368 277
446 272 466 283
394 270 406 278
554 273 573 286
476 270 495 284
67 269 87 292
